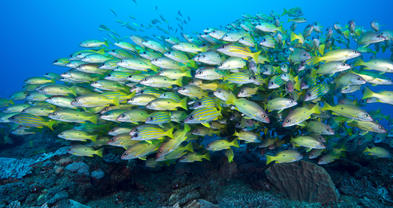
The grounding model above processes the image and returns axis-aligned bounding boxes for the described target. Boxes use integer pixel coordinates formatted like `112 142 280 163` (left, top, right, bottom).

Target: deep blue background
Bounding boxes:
1 0 393 116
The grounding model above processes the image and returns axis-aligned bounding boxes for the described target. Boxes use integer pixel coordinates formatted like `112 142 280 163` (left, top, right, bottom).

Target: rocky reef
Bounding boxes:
1 134 393 208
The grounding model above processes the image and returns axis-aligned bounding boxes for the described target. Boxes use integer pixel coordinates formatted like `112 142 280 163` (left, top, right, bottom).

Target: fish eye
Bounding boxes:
189 115 194 119
286 119 291 123
134 133 138 137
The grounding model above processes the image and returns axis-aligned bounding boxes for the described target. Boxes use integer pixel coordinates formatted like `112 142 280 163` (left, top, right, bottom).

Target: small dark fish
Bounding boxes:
155 5 158 10
187 16 191 21
152 19 160 24
132 0 137 4
178 10 183 17
110 9 117 17
99 25 110 31
160 15 166 22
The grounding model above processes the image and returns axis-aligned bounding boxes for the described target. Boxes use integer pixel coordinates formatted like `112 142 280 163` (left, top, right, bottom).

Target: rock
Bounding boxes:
0 147 69 180
0 182 29 205
91 169 105 180
69 199 91 208
6 200 21 208
47 190 69 205
183 199 219 208
265 160 339 203
65 162 90 176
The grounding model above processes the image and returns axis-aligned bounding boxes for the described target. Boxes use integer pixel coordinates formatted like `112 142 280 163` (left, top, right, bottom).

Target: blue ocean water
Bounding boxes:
1 0 393 118
2 1 393 207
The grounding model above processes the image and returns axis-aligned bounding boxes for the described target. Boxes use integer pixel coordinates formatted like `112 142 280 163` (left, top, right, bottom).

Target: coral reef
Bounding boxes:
265 160 339 203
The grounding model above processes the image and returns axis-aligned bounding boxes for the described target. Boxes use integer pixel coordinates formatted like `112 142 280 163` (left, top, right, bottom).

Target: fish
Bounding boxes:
363 146 391 158
321 103 373 121
2 8 393 168
282 105 320 127
48 109 98 124
68 145 103 157
9 113 56 130
291 136 326 151
311 49 360 64
58 129 97 142
355 59 393 73
267 98 297 113
207 139 238 151
266 150 303 165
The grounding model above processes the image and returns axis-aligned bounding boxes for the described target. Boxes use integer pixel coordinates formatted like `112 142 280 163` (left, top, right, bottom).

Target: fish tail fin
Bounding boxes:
9 99 14 105
202 153 210 161
321 102 332 111
251 50 261 63
362 87 375 99
186 60 197 68
47 120 57 131
290 32 297 42
95 148 103 157
311 56 322 65
90 135 97 142
179 97 188 110
231 139 239 148
266 155 275 165
96 48 105 54
318 44 325 55
184 124 191 132
165 127 175 139
150 65 159 72
294 76 301 91
278 26 284 33
354 59 365 67
281 8 288 16
104 40 109 47
89 116 98 124
185 142 194 152
311 104 320 114
184 69 192 78
225 92 237 105
70 86 78 96
175 78 183 87
113 97 120 106
363 147 370 153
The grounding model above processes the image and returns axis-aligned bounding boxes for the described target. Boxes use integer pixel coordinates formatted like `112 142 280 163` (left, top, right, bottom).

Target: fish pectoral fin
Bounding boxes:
306 148 313 152
201 122 211 128
297 123 306 127
138 156 147 160
360 131 369 136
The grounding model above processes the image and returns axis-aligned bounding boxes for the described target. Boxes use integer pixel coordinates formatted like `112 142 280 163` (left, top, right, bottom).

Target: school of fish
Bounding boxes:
2 7 393 167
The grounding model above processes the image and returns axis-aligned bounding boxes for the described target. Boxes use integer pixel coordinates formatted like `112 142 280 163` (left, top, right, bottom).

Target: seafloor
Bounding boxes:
1 128 393 208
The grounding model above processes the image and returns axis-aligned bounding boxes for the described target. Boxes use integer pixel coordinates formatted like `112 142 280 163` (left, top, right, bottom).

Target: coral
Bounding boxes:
339 176 378 199
69 199 91 208
91 169 105 180
182 199 219 208
265 160 339 203
0 146 68 179
6 200 21 208
168 184 201 206
65 162 90 176
216 182 285 208
0 182 29 206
